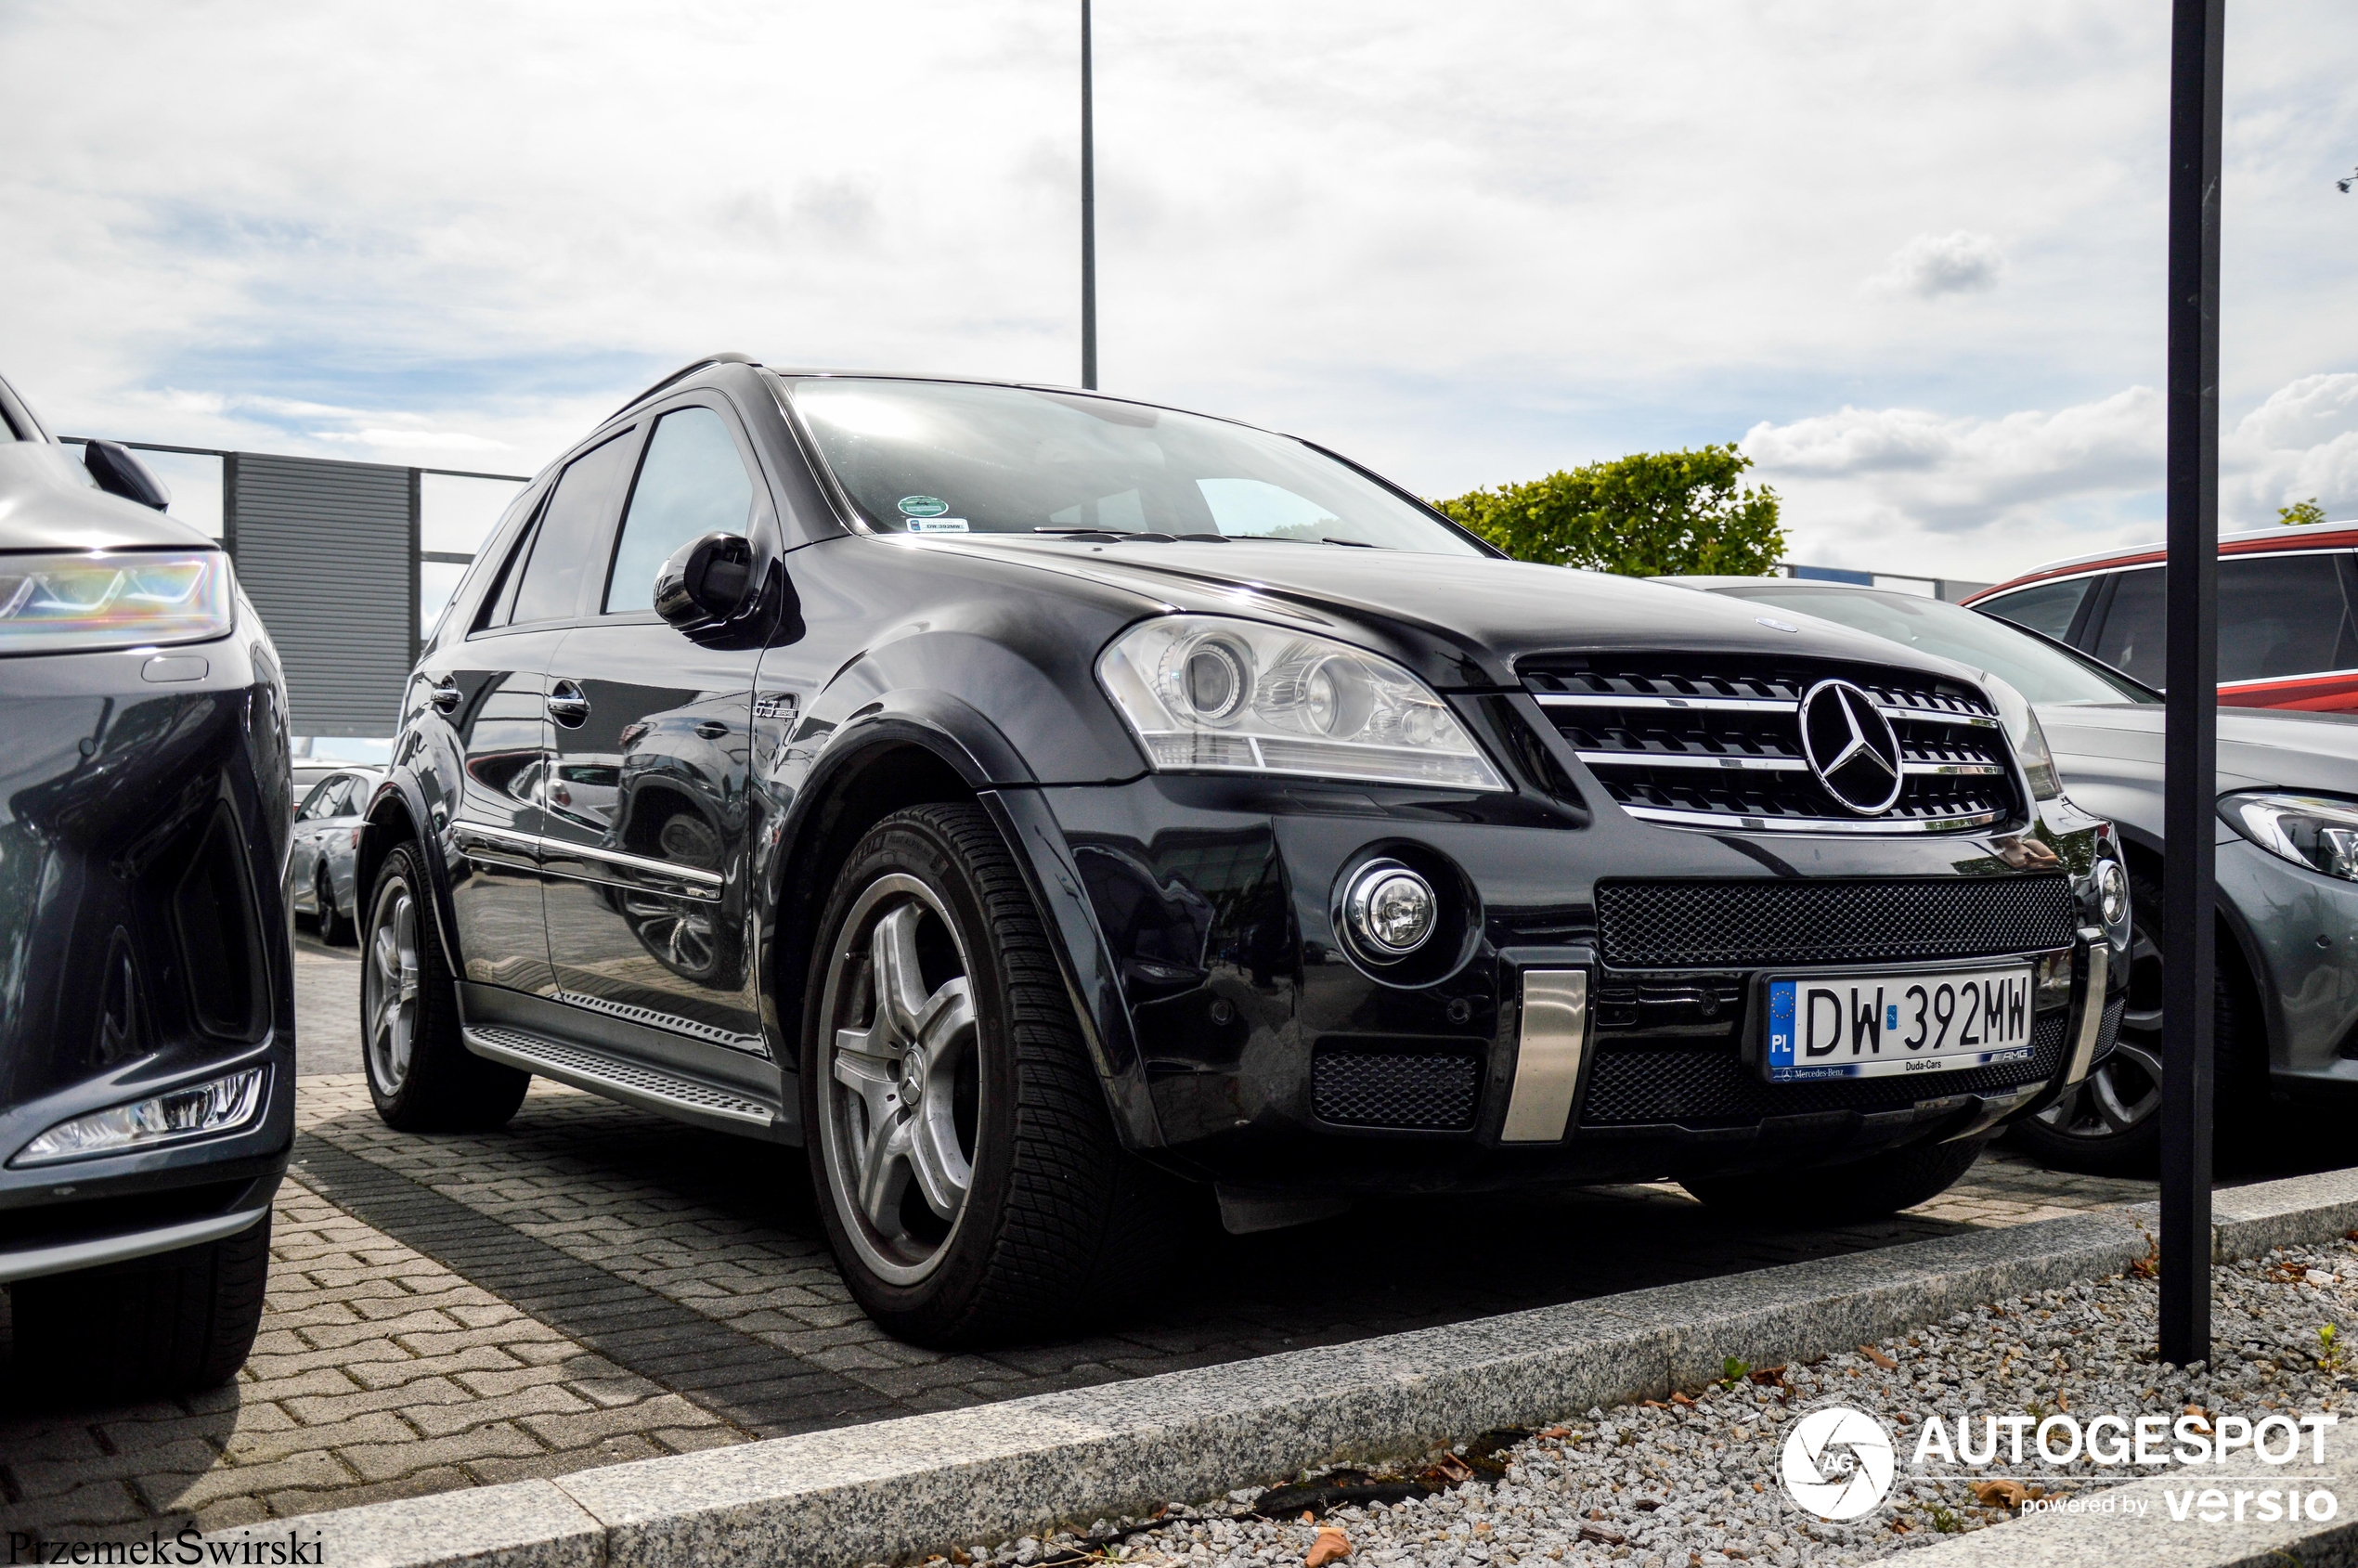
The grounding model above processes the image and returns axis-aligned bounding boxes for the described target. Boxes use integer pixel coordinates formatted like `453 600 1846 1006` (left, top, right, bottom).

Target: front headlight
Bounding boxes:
11 1067 267 1167
1097 615 1508 790
1984 674 2063 800
0 550 234 655
2220 792 2358 882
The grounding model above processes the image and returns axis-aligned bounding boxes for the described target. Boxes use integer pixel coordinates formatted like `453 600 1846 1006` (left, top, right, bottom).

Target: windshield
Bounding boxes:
1715 585 2156 705
784 377 1483 554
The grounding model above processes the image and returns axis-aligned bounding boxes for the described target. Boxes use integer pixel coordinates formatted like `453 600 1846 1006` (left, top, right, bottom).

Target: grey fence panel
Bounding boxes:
229 453 414 735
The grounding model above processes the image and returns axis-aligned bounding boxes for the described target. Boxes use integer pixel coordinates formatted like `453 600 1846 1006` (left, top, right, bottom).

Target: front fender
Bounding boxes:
358 763 467 974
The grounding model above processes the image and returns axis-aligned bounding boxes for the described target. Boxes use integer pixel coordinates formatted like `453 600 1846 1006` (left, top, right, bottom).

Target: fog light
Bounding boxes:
2093 858 2131 933
1345 862 1436 958
12 1067 267 1167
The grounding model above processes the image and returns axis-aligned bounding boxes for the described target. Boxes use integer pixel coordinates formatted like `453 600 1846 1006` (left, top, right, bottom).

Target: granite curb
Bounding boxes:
206 1166 2358 1568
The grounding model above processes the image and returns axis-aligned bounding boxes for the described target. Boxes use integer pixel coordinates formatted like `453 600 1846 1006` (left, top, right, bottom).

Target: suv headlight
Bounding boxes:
2220 793 2358 882
12 1067 268 1167
1097 615 1507 790
1983 674 2062 800
0 550 234 655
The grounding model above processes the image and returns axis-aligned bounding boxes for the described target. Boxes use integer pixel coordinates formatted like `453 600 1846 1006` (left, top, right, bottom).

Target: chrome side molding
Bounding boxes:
2062 926 2113 1087
1500 969 1590 1143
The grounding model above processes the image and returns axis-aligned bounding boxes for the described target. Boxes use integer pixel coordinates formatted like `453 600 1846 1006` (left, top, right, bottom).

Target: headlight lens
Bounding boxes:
0 550 234 654
12 1068 267 1167
1984 674 2062 800
1098 616 1507 790
2220 793 2358 882
2092 856 2131 934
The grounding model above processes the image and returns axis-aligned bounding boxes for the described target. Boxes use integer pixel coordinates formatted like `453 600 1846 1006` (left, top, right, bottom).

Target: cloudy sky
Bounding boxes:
4 0 2354 580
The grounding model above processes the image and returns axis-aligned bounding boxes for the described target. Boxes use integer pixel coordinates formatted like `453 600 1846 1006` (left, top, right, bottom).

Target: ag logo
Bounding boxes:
1797 679 1904 816
1780 1406 1895 1520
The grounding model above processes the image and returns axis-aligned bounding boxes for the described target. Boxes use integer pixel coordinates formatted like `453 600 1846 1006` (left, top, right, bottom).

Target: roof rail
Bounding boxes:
611 352 760 419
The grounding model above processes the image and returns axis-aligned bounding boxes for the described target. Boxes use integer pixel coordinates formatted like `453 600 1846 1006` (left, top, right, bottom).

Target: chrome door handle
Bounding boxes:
428 676 461 714
546 680 591 728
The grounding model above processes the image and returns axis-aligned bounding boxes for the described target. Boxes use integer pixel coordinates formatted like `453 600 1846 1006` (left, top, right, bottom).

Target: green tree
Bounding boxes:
2281 498 2329 526
1432 444 1785 577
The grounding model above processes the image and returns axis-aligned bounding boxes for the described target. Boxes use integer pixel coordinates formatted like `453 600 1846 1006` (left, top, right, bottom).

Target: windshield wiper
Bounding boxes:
1031 528 1232 544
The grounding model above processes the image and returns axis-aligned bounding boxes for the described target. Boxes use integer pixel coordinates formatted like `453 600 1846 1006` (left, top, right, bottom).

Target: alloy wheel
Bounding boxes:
2029 916 2163 1144
815 873 982 1286
365 875 422 1095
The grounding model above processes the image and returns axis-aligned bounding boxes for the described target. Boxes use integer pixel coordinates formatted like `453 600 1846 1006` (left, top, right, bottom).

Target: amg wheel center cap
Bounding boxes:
1798 679 1905 816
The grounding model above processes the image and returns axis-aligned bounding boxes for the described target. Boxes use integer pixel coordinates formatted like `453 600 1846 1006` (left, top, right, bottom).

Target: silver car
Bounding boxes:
1673 577 2358 1173
286 768 383 943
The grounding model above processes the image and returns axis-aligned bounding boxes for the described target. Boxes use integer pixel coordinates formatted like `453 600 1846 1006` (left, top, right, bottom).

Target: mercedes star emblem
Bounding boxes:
1798 679 1904 816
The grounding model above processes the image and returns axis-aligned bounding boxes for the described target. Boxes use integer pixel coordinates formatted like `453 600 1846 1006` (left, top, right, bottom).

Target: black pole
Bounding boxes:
1080 0 1097 390
2158 0 2222 1367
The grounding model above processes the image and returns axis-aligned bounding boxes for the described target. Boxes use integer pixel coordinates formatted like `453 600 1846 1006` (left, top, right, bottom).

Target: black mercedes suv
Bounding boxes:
0 372 295 1393
359 356 2130 1345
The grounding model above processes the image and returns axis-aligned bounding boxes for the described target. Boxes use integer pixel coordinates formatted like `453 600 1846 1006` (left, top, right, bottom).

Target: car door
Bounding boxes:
289 774 348 907
440 426 647 998
2082 551 2358 709
539 399 768 1053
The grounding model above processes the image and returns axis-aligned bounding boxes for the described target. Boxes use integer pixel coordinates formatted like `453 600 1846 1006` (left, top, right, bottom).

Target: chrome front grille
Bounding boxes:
1522 655 2021 834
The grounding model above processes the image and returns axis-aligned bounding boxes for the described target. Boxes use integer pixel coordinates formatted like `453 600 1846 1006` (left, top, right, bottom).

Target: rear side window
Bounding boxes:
604 408 757 614
1978 578 2092 644
509 429 641 626
2088 553 2358 688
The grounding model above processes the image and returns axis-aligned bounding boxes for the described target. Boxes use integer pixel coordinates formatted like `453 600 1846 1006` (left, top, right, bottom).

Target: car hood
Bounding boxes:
2038 701 2358 800
0 442 214 552
919 536 1977 690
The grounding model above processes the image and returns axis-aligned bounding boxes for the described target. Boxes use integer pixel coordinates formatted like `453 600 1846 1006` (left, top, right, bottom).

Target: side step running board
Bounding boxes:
462 1025 779 1133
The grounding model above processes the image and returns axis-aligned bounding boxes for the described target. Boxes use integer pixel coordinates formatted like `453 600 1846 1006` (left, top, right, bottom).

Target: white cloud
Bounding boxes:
2228 372 2358 521
1867 231 2007 298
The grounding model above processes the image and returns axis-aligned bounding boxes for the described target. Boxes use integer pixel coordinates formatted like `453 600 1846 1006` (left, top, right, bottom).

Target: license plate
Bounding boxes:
1764 965 2036 1082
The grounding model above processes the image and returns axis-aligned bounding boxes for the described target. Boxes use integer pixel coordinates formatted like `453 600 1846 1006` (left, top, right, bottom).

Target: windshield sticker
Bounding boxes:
907 517 969 533
898 496 950 518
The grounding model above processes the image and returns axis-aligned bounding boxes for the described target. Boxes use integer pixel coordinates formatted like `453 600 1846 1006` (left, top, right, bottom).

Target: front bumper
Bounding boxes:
1011 773 2128 1193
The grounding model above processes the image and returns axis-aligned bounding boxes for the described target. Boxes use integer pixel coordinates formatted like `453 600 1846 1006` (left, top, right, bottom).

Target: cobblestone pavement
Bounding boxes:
0 931 2319 1538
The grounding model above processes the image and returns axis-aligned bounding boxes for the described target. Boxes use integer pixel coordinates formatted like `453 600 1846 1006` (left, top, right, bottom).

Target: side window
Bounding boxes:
2090 568 2164 686
603 408 758 614
2217 552 2358 681
510 429 641 626
1977 578 2092 645
295 779 339 821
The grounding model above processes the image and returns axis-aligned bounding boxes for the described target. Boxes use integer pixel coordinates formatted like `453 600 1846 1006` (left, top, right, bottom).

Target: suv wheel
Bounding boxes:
10 1214 272 1395
362 842 530 1132
316 863 352 944
803 803 1178 1346
2010 865 2255 1176
1680 1136 1989 1225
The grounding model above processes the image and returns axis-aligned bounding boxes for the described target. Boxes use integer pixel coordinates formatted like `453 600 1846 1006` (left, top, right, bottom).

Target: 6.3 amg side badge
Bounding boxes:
1798 679 1904 816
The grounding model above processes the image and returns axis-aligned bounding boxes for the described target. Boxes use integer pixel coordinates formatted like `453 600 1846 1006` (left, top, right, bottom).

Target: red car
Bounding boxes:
1967 523 2358 712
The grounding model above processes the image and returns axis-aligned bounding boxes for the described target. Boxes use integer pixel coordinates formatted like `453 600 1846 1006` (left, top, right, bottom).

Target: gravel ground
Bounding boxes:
925 1238 2358 1568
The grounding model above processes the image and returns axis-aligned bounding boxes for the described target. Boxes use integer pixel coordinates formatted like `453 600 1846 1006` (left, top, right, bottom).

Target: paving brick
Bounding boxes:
258 1466 474 1522
462 1435 666 1485
139 1450 351 1513
343 1344 527 1390
516 1393 722 1449
11 1440 220 1500
404 1381 595 1437
336 1422 546 1484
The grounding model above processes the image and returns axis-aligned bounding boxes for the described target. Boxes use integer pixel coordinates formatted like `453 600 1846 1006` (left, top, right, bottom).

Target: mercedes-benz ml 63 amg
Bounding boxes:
356 356 2130 1345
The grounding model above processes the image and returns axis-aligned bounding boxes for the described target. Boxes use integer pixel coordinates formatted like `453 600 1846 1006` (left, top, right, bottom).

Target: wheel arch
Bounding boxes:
2115 836 2274 1081
356 771 466 969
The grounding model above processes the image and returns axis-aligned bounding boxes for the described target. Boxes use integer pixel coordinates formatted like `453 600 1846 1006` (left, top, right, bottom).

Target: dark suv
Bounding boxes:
359 356 2129 1345
0 372 294 1393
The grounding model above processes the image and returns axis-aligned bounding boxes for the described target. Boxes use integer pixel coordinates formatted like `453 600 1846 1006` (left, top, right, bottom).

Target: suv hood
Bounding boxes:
0 442 214 552
2038 701 2358 799
922 536 1977 691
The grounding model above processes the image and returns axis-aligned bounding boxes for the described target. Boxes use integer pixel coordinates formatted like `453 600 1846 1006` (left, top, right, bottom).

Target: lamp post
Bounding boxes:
2158 0 2222 1367
1081 0 1097 390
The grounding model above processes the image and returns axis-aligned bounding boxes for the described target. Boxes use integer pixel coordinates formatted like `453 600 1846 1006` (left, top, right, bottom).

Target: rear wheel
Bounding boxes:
10 1214 272 1396
316 863 352 944
802 803 1180 1346
1680 1136 1989 1225
362 842 529 1132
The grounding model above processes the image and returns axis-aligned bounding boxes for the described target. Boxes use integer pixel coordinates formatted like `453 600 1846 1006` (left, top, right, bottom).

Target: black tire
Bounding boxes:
1680 1136 1989 1225
362 841 529 1132
801 803 1182 1346
2008 864 2259 1176
11 1213 272 1396
316 863 353 945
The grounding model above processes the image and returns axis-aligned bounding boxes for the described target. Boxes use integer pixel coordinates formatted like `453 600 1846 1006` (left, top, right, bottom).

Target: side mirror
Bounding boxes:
654 531 754 635
84 440 171 512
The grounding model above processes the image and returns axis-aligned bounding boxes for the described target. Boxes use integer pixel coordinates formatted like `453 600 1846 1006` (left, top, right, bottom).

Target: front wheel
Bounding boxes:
316 863 353 944
10 1214 272 1396
1681 1136 1988 1225
803 803 1179 1346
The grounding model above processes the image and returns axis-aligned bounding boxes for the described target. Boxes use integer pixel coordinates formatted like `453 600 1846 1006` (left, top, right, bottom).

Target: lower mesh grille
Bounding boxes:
1596 876 2077 969
1311 1048 1481 1131
1579 1014 2066 1127
2093 995 2125 1062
